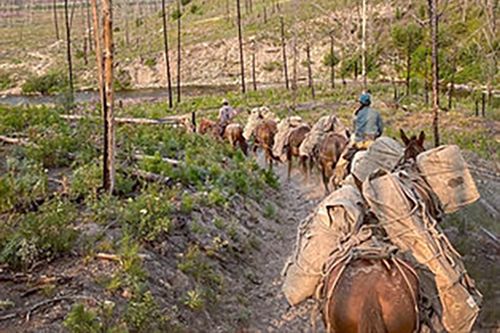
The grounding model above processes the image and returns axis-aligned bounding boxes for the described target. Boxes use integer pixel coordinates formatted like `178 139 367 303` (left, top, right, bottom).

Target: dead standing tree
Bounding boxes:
280 16 289 90
176 0 182 103
64 0 74 101
428 0 440 147
306 44 315 98
161 0 173 108
236 0 246 93
361 0 367 90
90 0 116 194
53 0 59 40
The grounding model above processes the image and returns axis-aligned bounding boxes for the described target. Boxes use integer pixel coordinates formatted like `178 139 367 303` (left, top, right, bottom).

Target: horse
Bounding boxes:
198 118 248 155
198 118 218 136
321 254 420 333
284 124 311 180
317 132 349 193
253 119 279 170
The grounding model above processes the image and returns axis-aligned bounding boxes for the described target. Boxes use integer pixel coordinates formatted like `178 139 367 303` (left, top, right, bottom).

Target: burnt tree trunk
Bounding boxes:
280 16 289 90
86 0 92 51
447 59 455 110
236 0 246 93
361 0 367 90
161 0 173 108
90 0 104 105
103 0 115 194
251 42 257 91
330 34 335 89
53 0 59 40
64 0 74 101
481 92 486 117
306 44 315 99
406 46 411 96
428 0 440 147
176 0 182 102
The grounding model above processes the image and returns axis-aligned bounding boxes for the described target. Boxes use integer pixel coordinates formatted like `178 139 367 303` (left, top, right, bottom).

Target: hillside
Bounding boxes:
0 0 498 96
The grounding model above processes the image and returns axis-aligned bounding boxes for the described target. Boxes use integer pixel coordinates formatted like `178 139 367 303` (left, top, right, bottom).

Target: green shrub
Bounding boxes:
125 291 164 332
190 4 201 14
0 199 77 269
22 72 68 95
0 157 48 213
64 304 101 333
144 57 157 68
262 61 281 72
183 289 204 311
121 188 173 242
0 72 12 90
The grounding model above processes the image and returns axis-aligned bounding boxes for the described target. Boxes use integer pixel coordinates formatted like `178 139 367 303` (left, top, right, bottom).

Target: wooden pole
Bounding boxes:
280 16 289 90
236 0 246 93
161 0 173 108
102 0 115 194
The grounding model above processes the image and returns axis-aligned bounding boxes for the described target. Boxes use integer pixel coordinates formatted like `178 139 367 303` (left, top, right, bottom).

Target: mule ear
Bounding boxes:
418 131 425 146
400 129 410 145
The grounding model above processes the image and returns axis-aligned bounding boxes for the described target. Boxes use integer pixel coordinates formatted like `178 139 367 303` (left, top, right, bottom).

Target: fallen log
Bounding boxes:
133 153 180 166
60 114 189 125
131 169 173 186
0 135 30 146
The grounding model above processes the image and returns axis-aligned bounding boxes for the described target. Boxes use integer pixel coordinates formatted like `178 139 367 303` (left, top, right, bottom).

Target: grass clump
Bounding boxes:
21 72 68 95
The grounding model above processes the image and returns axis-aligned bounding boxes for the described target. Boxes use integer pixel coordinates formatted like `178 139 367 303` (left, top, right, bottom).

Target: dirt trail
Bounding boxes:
243 159 326 333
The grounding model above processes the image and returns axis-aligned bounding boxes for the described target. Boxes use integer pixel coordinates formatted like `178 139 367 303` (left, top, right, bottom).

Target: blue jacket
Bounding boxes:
353 106 383 142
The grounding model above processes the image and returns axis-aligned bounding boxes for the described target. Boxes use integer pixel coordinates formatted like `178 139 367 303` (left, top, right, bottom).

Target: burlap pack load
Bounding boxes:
243 106 278 140
417 145 480 214
282 185 364 306
363 171 481 333
273 116 306 162
299 115 346 157
351 137 404 182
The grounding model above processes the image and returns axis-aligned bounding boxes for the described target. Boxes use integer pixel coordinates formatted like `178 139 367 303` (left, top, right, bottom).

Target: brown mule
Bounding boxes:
322 256 419 333
224 123 248 155
400 129 425 161
317 132 349 193
253 119 279 170
285 124 311 180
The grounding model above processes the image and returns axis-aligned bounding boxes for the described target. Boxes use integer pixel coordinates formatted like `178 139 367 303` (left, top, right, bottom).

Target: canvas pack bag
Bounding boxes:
417 145 480 214
351 137 404 182
363 171 481 333
282 185 364 306
243 106 278 140
299 115 346 158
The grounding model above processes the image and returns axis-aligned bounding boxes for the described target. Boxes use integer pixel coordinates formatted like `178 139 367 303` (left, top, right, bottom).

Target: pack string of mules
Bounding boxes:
195 98 482 332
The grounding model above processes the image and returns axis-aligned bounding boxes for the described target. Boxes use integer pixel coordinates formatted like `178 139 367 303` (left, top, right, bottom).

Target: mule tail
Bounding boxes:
359 291 388 333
